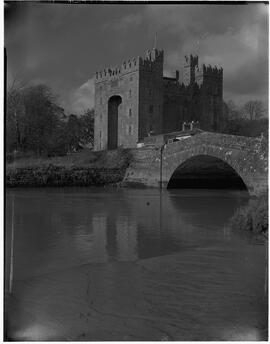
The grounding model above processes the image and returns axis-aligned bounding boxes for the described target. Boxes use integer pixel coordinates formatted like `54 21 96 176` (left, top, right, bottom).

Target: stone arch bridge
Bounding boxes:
123 132 268 196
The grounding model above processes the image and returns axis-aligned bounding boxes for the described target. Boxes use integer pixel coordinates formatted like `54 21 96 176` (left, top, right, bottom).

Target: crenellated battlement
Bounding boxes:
195 64 223 78
163 79 191 95
95 48 164 82
184 54 199 67
95 56 140 82
139 48 164 71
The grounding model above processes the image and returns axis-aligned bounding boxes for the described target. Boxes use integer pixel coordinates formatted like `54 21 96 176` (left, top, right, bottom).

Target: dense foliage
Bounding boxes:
221 100 268 138
6 83 94 158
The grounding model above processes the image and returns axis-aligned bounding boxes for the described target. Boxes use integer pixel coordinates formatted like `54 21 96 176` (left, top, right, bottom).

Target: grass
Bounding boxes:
6 148 132 170
6 148 133 187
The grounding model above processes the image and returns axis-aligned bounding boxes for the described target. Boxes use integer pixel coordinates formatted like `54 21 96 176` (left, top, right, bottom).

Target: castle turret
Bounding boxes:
183 55 199 86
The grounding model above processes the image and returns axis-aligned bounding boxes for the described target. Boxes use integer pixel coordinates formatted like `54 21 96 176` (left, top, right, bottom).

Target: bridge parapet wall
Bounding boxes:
164 132 268 175
165 132 264 152
123 132 268 196
128 147 160 164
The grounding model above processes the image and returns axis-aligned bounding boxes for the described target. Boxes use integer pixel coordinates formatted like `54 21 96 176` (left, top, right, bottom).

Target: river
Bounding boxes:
5 187 268 340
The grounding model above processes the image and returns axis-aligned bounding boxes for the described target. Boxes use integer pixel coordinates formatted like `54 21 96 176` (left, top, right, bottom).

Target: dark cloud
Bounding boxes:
225 56 268 95
143 4 268 107
5 3 268 114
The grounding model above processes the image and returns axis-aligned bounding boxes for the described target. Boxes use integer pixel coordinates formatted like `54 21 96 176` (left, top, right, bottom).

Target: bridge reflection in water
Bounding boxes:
87 189 249 262
5 188 249 278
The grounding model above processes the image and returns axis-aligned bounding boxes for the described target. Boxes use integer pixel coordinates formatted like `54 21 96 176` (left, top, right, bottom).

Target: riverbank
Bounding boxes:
6 149 131 187
230 192 268 239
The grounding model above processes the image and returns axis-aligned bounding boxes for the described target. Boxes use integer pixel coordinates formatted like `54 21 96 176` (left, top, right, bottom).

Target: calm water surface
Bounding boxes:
5 187 268 340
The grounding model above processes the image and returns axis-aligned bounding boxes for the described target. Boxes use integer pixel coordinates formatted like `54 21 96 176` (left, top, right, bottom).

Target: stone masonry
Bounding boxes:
94 48 223 151
123 132 268 196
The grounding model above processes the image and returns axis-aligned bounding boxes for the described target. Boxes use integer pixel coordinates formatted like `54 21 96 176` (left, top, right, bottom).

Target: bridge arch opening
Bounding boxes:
167 155 248 190
108 95 122 150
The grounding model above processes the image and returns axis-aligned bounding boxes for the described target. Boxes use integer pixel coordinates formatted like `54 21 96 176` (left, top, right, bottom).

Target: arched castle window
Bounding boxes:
149 105 153 113
129 108 132 117
129 90 132 98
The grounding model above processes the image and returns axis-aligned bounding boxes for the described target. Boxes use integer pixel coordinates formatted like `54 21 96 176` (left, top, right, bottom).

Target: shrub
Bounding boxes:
230 192 268 236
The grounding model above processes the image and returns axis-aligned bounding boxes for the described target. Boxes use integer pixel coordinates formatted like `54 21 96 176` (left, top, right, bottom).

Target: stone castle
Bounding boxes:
94 47 223 151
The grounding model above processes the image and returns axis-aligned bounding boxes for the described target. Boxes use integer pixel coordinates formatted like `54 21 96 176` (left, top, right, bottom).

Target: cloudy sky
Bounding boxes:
5 2 268 115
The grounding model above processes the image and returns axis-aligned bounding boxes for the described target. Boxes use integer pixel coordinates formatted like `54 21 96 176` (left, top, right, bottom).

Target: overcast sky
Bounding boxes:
5 2 268 115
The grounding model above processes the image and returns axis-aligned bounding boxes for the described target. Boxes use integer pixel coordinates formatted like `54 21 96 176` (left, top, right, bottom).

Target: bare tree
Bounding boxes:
6 76 30 152
6 81 67 156
6 84 25 152
224 100 243 120
243 100 266 120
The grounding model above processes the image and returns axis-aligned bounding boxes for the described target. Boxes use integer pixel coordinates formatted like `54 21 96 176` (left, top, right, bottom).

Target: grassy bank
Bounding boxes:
230 192 268 239
6 149 132 187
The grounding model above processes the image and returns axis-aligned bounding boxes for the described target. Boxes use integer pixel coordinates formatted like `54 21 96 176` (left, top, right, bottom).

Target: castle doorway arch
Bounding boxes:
108 95 122 150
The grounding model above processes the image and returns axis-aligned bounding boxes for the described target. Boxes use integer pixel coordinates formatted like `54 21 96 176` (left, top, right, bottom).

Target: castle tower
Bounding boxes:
183 55 199 86
194 64 223 131
93 47 223 151
138 48 164 140
94 55 141 151
93 48 164 151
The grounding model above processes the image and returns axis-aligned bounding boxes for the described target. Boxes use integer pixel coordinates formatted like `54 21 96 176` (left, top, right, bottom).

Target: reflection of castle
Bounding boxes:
88 192 195 262
75 189 241 263
92 215 138 262
94 48 223 151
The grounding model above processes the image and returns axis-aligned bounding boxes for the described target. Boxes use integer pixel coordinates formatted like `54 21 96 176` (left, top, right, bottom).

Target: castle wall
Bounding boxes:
94 59 140 150
162 80 191 133
94 51 223 151
163 95 183 133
